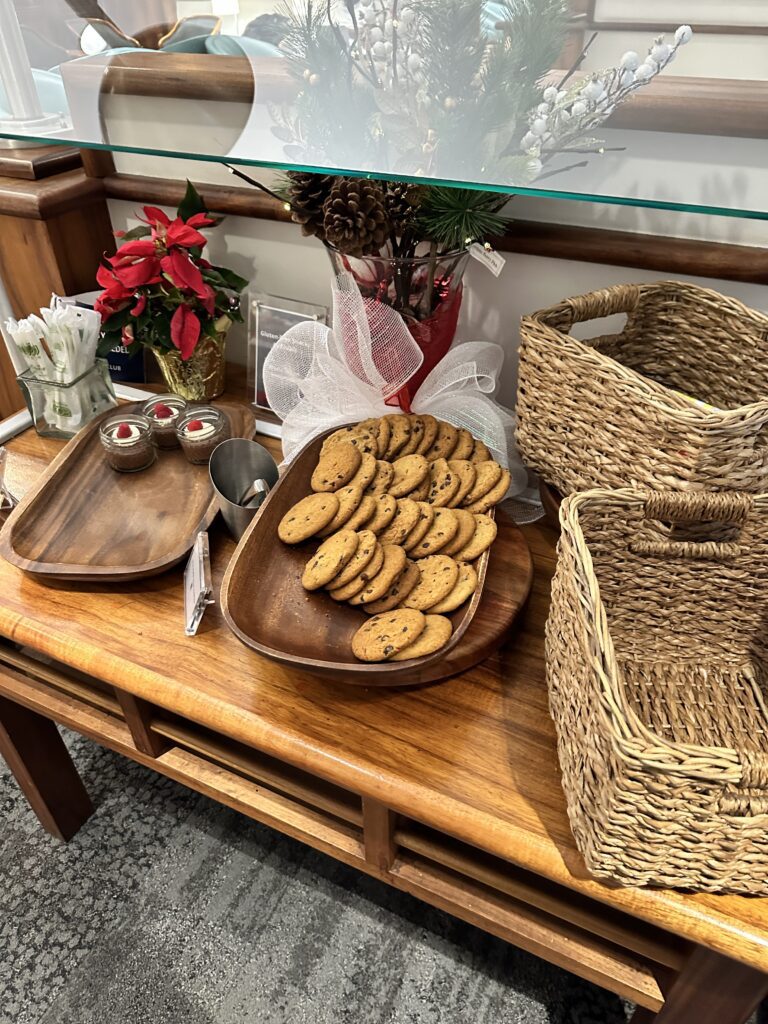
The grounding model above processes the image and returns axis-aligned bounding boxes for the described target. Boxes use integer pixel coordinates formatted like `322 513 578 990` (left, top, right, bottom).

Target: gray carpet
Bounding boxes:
1 730 634 1024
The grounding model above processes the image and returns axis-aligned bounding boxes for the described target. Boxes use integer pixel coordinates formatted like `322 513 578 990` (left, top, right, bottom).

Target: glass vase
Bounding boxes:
325 246 470 411
152 332 228 401
18 359 118 439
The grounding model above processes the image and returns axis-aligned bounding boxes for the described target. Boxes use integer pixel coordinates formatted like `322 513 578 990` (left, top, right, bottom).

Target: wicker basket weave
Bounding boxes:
546 488 768 894
517 281 768 495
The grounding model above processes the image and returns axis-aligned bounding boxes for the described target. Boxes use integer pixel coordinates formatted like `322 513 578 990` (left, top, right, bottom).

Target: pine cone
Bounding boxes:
386 182 422 236
286 171 334 241
323 178 390 257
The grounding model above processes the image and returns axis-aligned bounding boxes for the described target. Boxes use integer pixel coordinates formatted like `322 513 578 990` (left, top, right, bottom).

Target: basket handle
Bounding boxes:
562 284 642 326
717 752 768 816
630 491 753 561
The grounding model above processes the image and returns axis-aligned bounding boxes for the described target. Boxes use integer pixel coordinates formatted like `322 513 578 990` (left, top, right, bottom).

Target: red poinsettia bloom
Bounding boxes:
199 285 216 317
161 249 208 298
141 205 171 230
111 256 163 290
170 305 201 361
186 212 216 229
95 182 245 365
111 239 157 263
165 217 208 250
95 262 134 318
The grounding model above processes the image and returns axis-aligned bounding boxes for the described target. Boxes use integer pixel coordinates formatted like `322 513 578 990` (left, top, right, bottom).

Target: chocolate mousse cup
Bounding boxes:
99 413 156 472
142 394 188 449
176 406 231 465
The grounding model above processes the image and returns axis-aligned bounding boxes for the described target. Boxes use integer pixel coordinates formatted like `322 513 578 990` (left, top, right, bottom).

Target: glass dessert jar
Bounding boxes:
176 406 231 465
141 393 188 449
99 413 156 473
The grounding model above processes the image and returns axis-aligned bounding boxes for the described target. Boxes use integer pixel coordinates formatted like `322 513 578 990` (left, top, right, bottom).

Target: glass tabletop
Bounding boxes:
1 0 766 219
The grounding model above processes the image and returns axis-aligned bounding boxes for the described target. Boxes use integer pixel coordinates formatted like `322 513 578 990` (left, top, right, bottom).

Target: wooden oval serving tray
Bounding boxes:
0 401 254 582
221 430 533 686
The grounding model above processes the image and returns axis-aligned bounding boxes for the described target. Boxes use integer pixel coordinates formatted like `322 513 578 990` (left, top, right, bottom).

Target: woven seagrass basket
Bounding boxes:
517 281 768 494
546 488 768 894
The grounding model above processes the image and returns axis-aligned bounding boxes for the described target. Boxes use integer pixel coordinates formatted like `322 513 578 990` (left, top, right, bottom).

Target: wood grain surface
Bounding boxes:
0 425 766 973
0 145 81 181
0 401 254 580
222 429 532 686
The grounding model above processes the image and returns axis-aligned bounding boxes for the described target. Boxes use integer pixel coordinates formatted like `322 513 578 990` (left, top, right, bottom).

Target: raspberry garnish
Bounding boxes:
187 419 204 432
115 422 132 439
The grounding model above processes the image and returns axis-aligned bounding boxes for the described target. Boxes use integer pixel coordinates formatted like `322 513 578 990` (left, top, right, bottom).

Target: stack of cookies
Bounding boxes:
276 413 508 664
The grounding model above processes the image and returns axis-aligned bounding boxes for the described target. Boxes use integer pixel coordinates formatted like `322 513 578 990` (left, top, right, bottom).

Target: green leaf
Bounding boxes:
101 304 134 330
177 180 207 222
206 265 249 293
97 333 119 358
121 225 152 241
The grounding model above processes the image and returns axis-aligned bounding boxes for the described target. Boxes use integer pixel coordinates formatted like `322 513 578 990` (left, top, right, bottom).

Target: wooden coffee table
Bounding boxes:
0 422 766 1024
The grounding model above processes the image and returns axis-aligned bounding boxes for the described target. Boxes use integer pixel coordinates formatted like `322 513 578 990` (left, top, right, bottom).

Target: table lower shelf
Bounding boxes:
0 641 690 1014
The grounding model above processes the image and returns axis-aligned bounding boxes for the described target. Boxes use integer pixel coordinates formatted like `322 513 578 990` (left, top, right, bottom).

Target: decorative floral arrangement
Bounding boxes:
95 182 248 362
284 174 509 257
273 0 692 186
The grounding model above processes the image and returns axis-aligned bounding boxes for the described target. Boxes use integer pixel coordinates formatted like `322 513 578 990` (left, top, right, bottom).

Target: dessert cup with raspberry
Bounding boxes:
176 406 231 465
141 394 188 449
99 413 156 472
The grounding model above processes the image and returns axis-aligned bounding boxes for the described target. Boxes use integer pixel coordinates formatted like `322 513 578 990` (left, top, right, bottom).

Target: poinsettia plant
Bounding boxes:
95 182 248 361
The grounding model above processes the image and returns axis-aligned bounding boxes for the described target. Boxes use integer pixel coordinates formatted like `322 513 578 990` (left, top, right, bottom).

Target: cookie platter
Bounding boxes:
0 401 255 582
222 416 533 686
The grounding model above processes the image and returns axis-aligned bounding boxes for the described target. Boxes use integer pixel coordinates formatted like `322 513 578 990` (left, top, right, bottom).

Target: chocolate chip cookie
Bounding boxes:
427 458 460 507
446 460 477 507
328 543 384 601
453 513 497 561
351 608 426 662
464 468 511 513
389 614 453 660
426 562 478 613
363 560 421 614
301 530 358 590
377 498 421 545
325 529 378 590
349 544 408 605
411 507 459 558
278 493 340 544
402 554 459 611
366 460 395 497
424 420 458 462
462 460 502 506
389 454 429 498
311 441 361 493
316 483 365 537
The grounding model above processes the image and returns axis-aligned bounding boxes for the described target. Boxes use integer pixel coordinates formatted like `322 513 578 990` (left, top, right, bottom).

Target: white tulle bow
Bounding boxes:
263 273 529 498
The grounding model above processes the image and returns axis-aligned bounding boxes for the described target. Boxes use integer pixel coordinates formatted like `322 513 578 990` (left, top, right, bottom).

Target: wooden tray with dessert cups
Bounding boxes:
0 401 255 582
221 428 533 687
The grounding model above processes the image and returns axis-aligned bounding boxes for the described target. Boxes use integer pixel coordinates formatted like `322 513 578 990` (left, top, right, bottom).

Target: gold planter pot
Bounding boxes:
152 332 227 401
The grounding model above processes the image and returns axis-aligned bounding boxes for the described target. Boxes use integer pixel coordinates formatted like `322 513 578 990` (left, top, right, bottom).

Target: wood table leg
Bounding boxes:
632 946 768 1024
362 797 396 872
114 690 167 757
0 695 94 841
